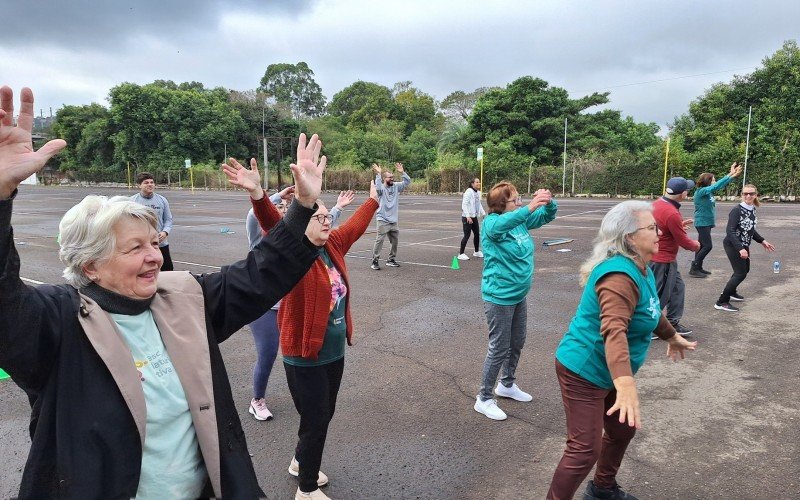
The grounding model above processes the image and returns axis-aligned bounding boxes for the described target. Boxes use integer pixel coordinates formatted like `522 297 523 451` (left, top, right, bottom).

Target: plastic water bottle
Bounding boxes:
773 260 781 274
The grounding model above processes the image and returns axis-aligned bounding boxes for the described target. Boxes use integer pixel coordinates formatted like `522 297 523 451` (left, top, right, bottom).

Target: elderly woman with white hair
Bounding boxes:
0 86 327 499
547 201 697 500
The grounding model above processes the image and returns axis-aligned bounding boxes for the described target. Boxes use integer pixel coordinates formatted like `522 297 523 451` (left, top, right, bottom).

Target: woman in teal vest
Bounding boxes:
690 162 742 277
547 201 697 500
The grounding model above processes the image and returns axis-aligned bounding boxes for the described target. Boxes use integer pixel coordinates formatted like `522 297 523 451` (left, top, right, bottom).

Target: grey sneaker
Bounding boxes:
714 302 739 312
385 259 400 267
371 259 380 270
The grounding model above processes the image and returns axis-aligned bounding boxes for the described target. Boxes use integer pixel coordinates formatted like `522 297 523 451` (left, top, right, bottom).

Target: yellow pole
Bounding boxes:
662 136 671 193
190 166 195 193
127 162 131 190
480 157 484 193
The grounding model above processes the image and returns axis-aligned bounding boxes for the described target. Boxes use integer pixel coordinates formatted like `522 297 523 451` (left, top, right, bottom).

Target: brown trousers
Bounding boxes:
547 360 636 500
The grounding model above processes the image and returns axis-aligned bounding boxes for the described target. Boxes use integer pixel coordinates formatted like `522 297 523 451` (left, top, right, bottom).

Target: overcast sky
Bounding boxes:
3 0 798 127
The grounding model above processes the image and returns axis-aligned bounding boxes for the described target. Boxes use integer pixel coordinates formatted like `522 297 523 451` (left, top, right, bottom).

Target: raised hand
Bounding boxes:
730 162 743 178
372 163 382 175
221 157 263 199
0 87 67 198
395 162 404 173
527 189 551 211
290 133 326 208
336 190 355 209
278 184 296 201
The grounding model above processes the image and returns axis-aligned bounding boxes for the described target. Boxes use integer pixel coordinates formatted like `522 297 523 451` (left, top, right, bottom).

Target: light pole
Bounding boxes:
262 105 268 191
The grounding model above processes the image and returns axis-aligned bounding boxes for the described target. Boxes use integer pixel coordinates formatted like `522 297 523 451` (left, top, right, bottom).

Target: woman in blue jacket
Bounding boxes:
690 162 742 277
473 181 557 421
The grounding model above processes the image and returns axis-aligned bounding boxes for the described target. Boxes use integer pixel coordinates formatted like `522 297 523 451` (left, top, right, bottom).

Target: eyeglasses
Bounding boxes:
506 196 522 204
742 192 757 197
312 214 334 224
633 223 659 234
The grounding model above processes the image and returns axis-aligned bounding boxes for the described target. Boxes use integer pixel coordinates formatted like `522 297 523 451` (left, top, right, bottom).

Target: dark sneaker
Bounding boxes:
583 480 638 500
671 323 693 336
714 302 739 312
386 259 400 267
729 292 744 302
371 259 381 270
700 267 712 275
688 267 707 278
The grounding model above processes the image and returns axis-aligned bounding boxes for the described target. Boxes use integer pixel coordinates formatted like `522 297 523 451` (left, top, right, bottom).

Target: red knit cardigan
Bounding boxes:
252 196 379 359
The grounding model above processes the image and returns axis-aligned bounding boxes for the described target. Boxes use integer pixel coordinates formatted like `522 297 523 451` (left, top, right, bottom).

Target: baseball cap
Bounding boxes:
666 177 695 195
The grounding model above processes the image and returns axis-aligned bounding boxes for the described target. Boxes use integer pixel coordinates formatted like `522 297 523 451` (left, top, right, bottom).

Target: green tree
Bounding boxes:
52 103 114 173
258 62 326 119
328 81 396 129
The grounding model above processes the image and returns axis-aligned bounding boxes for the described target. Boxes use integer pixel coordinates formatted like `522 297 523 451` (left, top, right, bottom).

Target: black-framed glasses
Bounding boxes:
633 223 659 234
313 214 334 224
742 191 757 197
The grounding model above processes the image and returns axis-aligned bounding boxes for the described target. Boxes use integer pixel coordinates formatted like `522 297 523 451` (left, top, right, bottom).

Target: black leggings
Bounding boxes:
719 239 750 303
460 217 480 254
694 226 713 266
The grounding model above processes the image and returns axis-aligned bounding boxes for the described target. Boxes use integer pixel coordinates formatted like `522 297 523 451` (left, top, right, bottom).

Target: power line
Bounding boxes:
570 66 755 94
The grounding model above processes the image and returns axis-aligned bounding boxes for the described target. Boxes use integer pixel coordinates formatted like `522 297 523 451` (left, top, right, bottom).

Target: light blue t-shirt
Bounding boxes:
110 311 206 499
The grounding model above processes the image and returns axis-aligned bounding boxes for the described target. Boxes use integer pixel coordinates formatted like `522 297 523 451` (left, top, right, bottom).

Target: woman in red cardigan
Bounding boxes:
249 177 378 500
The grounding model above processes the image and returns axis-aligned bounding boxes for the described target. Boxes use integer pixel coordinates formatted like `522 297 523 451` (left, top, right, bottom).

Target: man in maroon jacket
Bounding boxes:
650 177 701 336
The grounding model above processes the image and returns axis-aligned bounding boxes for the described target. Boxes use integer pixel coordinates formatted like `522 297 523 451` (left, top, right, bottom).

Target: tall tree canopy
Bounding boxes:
258 62 326 119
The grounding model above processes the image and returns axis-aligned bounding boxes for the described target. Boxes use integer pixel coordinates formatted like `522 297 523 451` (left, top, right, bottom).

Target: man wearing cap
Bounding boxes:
649 177 701 336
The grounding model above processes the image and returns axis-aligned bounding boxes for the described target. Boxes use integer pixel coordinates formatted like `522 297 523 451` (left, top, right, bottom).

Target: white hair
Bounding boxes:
579 200 653 286
58 195 158 288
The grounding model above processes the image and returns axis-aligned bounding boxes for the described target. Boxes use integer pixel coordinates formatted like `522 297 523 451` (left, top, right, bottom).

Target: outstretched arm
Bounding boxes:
200 134 326 340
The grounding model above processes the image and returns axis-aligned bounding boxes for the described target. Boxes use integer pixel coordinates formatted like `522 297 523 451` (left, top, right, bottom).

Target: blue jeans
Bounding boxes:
479 299 528 401
250 309 280 399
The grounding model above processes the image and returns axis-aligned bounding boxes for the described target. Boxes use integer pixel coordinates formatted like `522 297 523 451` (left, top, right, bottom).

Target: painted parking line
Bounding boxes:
21 277 46 285
173 260 222 269
344 253 451 269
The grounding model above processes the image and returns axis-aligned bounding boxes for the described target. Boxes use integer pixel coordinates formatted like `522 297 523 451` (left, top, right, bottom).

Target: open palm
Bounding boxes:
0 87 66 197
290 133 326 207
221 157 261 192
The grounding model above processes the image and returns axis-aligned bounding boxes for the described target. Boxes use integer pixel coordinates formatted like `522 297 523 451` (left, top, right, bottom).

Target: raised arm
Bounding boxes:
200 134 326 340
0 87 68 391
329 181 379 253
396 163 411 193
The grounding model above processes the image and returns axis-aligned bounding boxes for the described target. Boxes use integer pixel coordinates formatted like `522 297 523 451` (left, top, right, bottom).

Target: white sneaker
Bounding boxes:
474 396 507 420
289 457 329 487
473 251 484 258
249 398 273 421
494 383 533 402
457 253 470 261
295 487 331 499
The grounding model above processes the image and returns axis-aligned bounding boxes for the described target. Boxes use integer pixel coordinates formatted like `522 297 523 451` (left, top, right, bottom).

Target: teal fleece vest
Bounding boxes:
556 255 661 389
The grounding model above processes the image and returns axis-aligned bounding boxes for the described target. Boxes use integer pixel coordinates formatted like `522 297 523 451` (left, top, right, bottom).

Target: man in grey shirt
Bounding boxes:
370 162 411 270
130 172 174 270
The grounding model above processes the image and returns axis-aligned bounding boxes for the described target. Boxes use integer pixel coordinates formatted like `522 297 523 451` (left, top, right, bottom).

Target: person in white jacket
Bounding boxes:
458 177 487 260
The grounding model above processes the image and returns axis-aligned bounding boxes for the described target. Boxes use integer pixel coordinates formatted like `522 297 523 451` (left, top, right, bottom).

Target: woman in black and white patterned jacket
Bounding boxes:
714 183 776 312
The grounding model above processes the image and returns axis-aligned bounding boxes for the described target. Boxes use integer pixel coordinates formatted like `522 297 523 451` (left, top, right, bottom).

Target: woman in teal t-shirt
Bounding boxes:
690 162 742 277
547 201 697 500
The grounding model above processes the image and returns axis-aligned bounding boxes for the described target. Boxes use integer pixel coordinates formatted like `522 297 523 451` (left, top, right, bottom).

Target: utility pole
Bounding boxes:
561 117 567 196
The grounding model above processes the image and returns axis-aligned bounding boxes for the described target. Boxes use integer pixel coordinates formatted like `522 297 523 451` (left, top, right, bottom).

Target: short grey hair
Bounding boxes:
579 200 653 286
58 195 158 288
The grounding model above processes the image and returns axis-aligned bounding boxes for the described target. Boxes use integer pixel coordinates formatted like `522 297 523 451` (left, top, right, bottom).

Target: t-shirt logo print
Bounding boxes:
327 266 347 312
647 297 660 319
